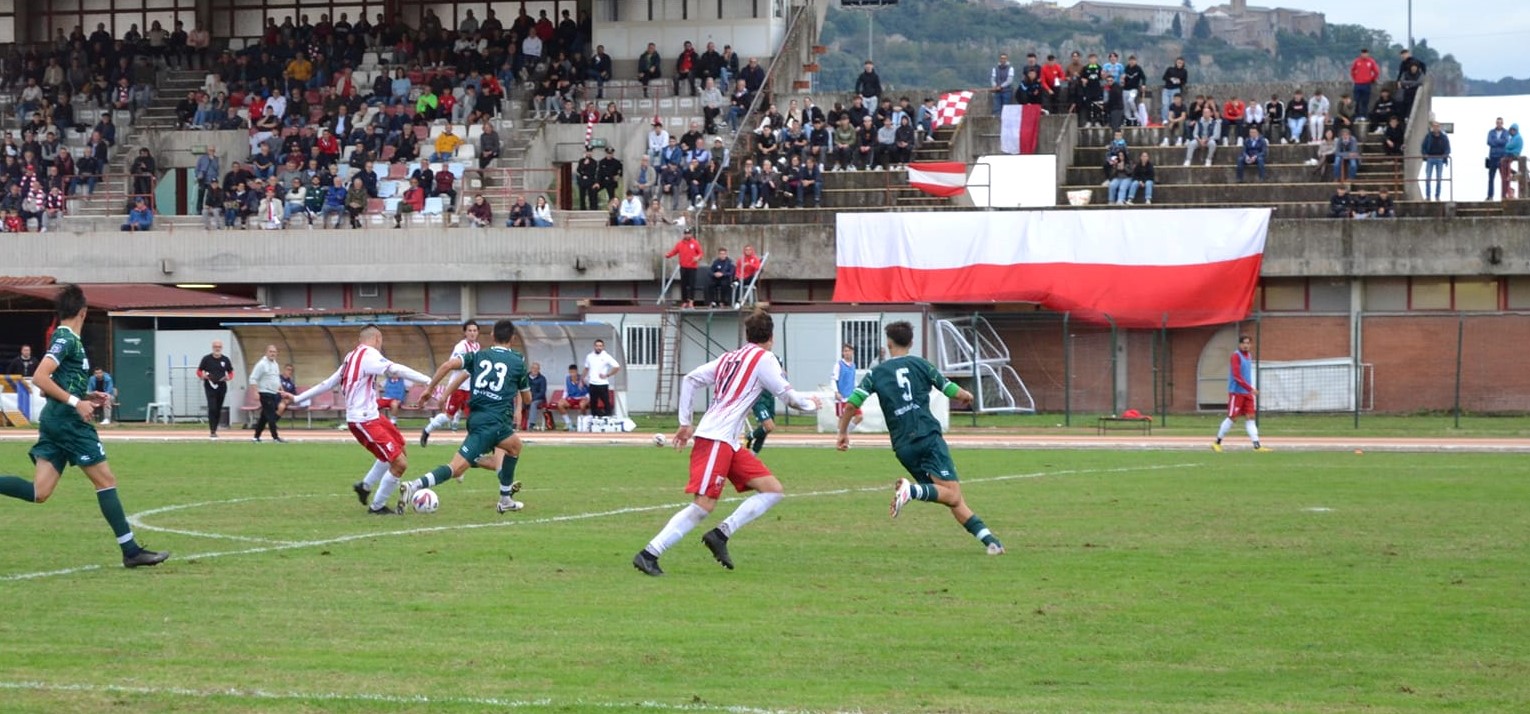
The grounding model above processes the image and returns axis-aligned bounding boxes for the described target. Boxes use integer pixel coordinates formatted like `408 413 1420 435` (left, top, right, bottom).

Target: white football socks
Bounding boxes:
719 492 783 538
1246 420 1260 443
361 459 389 490
425 413 449 434
1216 417 1234 440
645 503 709 556
371 474 399 510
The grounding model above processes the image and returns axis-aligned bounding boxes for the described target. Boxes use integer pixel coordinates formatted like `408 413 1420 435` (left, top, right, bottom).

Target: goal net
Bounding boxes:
1257 358 1374 413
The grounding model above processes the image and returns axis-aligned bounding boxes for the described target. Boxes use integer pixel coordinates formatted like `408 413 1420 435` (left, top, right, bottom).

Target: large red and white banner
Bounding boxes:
906 162 968 197
833 209 1270 328
999 104 1043 155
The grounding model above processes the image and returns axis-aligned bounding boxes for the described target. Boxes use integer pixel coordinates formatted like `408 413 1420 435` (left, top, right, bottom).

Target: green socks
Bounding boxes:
962 514 1001 548
96 487 141 556
908 483 941 502
424 465 453 488
0 475 36 502
749 427 767 453
498 455 519 494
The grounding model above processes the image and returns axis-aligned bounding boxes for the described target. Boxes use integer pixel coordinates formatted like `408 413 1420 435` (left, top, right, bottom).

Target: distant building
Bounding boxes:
1064 0 1323 53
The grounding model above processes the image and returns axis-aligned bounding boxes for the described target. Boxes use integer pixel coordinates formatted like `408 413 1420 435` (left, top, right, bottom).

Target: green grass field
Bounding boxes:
1 440 1527 713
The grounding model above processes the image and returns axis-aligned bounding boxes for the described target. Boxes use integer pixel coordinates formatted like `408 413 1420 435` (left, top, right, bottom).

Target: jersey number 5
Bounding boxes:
475 360 507 392
895 367 913 402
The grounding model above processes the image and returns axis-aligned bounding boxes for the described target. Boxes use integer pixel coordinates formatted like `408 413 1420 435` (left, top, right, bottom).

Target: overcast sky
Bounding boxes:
1049 0 1530 80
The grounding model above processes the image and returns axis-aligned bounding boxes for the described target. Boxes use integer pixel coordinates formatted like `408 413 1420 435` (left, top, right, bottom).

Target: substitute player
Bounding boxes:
1213 334 1270 452
837 321 1004 555
420 319 479 447
286 325 435 515
633 310 820 576
401 319 530 515
0 284 170 568
833 343 863 430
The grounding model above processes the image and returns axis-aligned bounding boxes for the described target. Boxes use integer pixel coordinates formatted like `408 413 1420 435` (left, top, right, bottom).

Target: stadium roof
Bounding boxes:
0 281 258 311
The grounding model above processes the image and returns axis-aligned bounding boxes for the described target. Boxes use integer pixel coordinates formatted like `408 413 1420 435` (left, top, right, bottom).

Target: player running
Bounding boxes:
0 284 170 568
1213 334 1270 452
836 321 1005 555
744 354 783 454
419 319 479 447
285 325 435 515
633 311 820 576
401 319 530 514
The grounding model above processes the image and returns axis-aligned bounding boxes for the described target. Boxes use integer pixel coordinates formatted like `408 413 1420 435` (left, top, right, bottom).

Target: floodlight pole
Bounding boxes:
1407 0 1413 51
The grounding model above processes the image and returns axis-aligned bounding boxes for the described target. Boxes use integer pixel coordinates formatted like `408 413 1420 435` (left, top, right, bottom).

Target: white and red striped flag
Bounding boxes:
833 209 1271 328
932 90 975 129
906 162 968 198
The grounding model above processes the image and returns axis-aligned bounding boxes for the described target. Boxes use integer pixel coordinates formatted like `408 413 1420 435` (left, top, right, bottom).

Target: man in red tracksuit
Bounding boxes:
1349 48 1380 120
664 227 704 308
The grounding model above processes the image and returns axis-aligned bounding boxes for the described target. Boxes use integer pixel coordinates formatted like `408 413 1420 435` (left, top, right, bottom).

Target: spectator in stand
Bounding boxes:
735 158 761 209
1309 89 1330 144
665 226 704 308
637 42 661 97
1311 128 1337 177
1350 48 1380 120
1421 121 1451 201
617 190 646 225
532 195 555 227
321 176 347 228
597 146 624 207
1286 90 1309 145
505 194 532 227
855 60 882 113
674 40 698 97
1184 106 1220 167
1263 94 1285 144
129 147 156 200
1161 57 1188 124
475 122 500 170
575 147 599 210
1220 96 1246 145
1334 127 1361 182
1486 117 1510 200
1329 185 1352 218
121 197 153 231
465 194 492 227
855 115 877 170
41 186 66 232
1501 123 1522 201
1127 151 1155 205
700 78 724 134
1349 189 1376 219
1382 116 1407 156
431 125 462 162
257 185 285 229
1121 55 1147 125
393 176 424 227
1106 152 1133 205
1397 49 1427 117
1102 74 1125 131
433 164 457 211
1242 99 1264 146
1236 127 1269 182
726 78 752 133
1333 94 1357 135
1368 89 1397 133
990 53 1014 116
707 247 736 308
586 44 612 99
344 177 368 228
736 244 763 301
1157 94 1186 147
631 155 656 205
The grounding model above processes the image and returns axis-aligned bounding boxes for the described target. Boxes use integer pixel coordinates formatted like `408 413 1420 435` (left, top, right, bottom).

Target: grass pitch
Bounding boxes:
0 440 1527 713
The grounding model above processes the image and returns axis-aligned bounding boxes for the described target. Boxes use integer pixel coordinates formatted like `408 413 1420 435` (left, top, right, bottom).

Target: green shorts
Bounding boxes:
893 434 958 483
29 414 107 473
752 401 775 425
457 412 514 462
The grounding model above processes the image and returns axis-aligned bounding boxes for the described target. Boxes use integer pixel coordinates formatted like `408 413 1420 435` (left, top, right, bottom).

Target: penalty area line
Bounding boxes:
1 463 1197 583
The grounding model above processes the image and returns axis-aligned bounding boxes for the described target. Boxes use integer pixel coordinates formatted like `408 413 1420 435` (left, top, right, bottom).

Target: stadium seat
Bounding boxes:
428 124 445 139
387 163 409 179
239 385 261 426
467 124 484 141
366 198 384 214
422 197 444 215
376 180 397 198
384 198 401 213
372 164 389 183
447 163 466 181
380 145 397 162
413 125 429 140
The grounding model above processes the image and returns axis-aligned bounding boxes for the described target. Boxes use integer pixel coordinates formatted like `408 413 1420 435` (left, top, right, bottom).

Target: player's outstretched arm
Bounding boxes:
385 362 433 386
290 366 344 404
421 356 465 396
673 358 720 448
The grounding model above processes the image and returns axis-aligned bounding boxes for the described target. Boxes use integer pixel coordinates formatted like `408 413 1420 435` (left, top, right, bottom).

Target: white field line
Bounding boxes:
0 680 842 714
2 463 1196 583
128 496 306 545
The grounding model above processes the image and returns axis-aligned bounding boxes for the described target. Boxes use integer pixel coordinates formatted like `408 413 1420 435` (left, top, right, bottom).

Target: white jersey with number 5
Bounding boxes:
679 343 816 448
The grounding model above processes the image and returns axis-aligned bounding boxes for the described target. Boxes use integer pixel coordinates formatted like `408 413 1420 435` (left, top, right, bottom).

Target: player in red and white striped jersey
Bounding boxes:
420 320 480 447
633 310 819 576
287 325 434 514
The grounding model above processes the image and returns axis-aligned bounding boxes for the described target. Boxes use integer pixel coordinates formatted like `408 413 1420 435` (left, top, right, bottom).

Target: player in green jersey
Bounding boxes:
745 390 775 454
0 284 170 568
836 321 1004 555
402 319 531 514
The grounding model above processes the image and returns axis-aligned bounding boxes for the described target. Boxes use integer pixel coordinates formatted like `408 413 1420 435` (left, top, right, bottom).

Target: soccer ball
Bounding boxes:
411 487 440 514
652 433 667 448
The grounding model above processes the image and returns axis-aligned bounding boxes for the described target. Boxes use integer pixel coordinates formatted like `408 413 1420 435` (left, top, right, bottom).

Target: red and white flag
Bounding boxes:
833 209 1270 328
1000 104 1044 155
906 162 968 198
932 91 974 129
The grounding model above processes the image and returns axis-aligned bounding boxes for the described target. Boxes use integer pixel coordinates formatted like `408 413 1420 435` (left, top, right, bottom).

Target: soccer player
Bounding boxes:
555 363 590 430
402 319 530 515
1213 334 1270 452
745 389 775 454
285 325 435 515
419 319 479 447
633 310 820 576
836 321 1004 555
376 373 408 423
833 343 862 430
0 284 170 567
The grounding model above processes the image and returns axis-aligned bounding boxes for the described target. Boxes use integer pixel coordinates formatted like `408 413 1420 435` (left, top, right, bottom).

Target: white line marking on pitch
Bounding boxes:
129 496 309 545
1 463 1195 583
1302 507 1335 512
0 680 837 714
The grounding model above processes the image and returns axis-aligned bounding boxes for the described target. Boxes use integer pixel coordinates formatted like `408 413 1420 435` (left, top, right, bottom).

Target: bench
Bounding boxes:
1097 416 1152 436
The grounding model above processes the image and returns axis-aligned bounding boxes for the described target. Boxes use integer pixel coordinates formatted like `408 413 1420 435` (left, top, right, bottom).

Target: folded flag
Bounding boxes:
906 162 968 198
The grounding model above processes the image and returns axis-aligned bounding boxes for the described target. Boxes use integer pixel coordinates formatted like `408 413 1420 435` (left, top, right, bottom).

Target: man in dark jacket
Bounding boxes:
576 147 600 210
707 247 736 308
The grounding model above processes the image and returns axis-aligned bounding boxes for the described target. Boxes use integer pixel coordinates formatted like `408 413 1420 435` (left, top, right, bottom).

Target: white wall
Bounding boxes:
154 329 242 421
1423 95 1530 202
